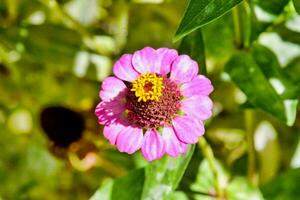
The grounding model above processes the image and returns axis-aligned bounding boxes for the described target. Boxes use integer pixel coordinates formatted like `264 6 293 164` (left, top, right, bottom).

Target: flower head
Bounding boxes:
95 47 213 161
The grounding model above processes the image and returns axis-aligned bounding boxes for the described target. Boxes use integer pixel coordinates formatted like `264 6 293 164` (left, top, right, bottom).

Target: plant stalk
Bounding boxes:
198 137 224 199
232 6 242 48
232 1 252 49
245 110 258 185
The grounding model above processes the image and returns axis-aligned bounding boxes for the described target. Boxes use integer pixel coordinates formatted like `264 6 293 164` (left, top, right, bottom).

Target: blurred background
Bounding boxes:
0 0 300 199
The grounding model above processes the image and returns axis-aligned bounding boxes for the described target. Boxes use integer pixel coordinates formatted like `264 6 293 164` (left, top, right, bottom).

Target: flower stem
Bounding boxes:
232 1 252 49
245 110 258 185
198 137 224 199
232 6 242 48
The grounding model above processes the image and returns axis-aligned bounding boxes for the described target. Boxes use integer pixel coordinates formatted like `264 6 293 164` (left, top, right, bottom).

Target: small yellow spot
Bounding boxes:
131 72 164 102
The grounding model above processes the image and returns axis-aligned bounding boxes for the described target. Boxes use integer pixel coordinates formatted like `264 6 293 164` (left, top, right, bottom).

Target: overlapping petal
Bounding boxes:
116 125 143 154
132 47 157 74
162 126 187 157
113 54 140 82
95 100 125 125
141 129 165 161
181 75 213 97
172 115 205 144
103 122 126 145
170 55 198 84
156 48 178 75
100 76 127 101
181 95 213 120
132 47 178 75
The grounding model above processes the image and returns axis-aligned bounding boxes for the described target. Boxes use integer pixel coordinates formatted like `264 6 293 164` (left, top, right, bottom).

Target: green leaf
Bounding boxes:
190 159 229 195
193 195 216 200
90 146 194 200
112 168 145 200
202 12 236 60
227 177 264 200
179 29 207 74
141 145 195 200
294 0 300 14
225 44 298 126
90 169 145 200
273 24 300 45
166 191 189 200
261 169 300 200
285 56 300 85
174 0 242 41
90 179 113 200
250 0 289 41
251 44 299 99
253 0 289 15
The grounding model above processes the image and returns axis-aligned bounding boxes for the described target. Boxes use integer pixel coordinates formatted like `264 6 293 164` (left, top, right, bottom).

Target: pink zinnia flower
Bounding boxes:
95 47 213 161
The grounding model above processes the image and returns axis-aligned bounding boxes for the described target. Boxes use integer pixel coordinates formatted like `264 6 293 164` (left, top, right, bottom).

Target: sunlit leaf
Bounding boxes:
250 0 290 41
253 0 289 15
90 179 113 200
174 0 242 41
273 24 300 46
225 44 298 126
165 191 189 200
141 145 195 200
90 169 145 200
179 29 207 74
227 177 264 200
285 56 300 85
190 159 229 195
258 31 300 66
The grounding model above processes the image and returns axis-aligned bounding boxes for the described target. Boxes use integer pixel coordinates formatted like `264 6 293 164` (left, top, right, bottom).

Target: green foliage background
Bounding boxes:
0 0 300 199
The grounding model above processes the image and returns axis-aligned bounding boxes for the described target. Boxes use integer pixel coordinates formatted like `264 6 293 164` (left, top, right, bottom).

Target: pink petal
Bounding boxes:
170 55 198 84
156 48 178 75
103 122 126 145
116 126 143 154
172 115 205 144
181 75 214 97
141 129 165 161
95 100 125 125
162 126 187 157
181 95 213 121
113 54 140 82
132 47 157 74
99 76 127 101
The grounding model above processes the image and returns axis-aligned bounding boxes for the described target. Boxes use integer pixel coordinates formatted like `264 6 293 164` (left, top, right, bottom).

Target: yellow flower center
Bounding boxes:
131 73 164 102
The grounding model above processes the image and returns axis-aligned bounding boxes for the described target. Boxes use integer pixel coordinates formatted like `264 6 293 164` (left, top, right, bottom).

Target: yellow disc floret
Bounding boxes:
131 73 164 102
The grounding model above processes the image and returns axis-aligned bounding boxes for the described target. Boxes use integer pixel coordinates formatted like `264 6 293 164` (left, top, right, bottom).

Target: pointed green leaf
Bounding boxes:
141 145 195 200
225 44 298 126
190 159 229 194
179 29 207 74
253 0 289 15
90 169 145 200
112 168 145 200
174 0 242 41
294 0 300 14
227 177 264 200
